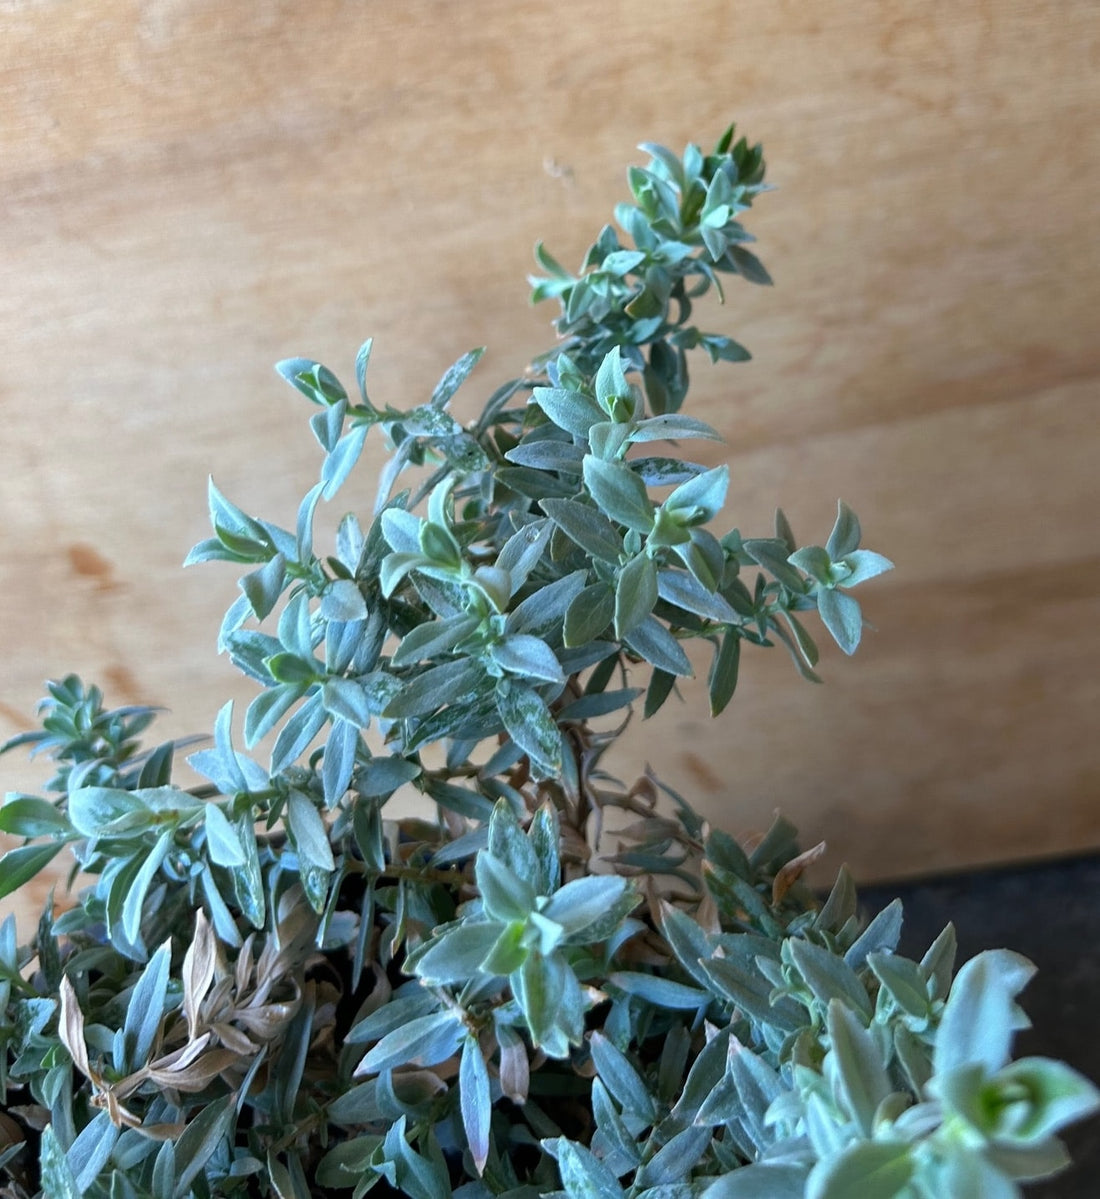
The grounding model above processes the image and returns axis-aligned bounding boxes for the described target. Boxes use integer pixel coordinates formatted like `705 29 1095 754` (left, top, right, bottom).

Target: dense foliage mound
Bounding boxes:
1 129 1094 1198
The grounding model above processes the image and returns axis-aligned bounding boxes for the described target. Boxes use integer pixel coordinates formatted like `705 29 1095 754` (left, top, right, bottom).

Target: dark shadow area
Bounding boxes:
861 854 1100 1197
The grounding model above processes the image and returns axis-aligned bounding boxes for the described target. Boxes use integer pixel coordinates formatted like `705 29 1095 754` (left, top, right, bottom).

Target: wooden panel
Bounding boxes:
2 1 1098 923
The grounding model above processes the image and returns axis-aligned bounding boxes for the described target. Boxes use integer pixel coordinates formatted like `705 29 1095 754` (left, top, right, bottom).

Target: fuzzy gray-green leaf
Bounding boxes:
287 789 335 871
624 616 693 677
532 387 605 437
934 949 1036 1076
825 999 891 1135
460 1034 493 1174
807 1140 914 1199
495 679 562 775
615 553 658 638
582 456 655 533
817 587 863 655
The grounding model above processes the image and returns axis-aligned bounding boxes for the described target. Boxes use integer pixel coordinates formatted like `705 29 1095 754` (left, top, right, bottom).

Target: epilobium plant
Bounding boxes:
1 128 1095 1199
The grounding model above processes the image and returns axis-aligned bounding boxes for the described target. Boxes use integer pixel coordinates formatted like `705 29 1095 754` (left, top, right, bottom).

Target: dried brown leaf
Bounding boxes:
183 911 217 1040
211 1022 259 1056
58 975 93 1083
696 889 721 937
771 840 826 905
152 1032 213 1074
128 1121 188 1143
497 1027 529 1105
235 933 256 997
146 1048 243 1091
234 999 300 1041
630 770 660 810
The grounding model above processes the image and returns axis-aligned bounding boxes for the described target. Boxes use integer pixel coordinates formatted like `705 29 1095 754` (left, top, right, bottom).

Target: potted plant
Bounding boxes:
0 127 1095 1199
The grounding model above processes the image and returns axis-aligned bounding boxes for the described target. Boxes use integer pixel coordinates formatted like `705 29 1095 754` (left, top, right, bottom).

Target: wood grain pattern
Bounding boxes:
2 1 1098 927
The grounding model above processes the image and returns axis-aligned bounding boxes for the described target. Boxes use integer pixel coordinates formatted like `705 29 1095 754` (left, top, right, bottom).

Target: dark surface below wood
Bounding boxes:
862 855 1100 1197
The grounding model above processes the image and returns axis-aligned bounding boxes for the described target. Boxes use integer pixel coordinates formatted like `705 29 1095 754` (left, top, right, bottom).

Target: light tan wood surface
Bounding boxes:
2 2 1098 927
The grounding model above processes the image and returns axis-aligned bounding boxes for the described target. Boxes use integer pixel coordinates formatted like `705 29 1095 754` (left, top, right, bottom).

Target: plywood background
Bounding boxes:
2 1 1098 925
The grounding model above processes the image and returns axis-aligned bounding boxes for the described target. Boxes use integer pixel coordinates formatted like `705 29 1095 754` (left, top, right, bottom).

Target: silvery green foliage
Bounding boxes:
0 130 1093 1198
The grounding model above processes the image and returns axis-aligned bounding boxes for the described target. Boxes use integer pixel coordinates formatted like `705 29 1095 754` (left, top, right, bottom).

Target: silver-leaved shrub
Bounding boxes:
1 128 1095 1198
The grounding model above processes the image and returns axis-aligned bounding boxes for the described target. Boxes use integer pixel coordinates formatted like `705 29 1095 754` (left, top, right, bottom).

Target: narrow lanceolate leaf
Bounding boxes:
122 829 173 949
233 814 266 929
531 386 605 437
173 1094 236 1198
558 687 641 722
322 717 359 806
475 852 537 923
636 1125 711 1187
496 680 562 776
867 951 933 1021
490 634 565 684
356 1010 464 1075
742 538 808 592
321 677 373 726
845 898 904 969
589 1032 657 1123
825 499 861 559
39 1126 79 1199
541 498 624 561
582 456 655 533
384 658 485 719
431 346 485 408
840 549 894 587
496 1022 530 1105
0 841 67 901
505 437 586 474
412 922 501 985
934 949 1037 1076
287 790 335 871
624 616 693 677
728 244 773 285
390 613 479 666
270 692 327 773
204 802 246 867
708 630 741 716
787 938 873 1021
629 413 723 443
123 940 171 1069
817 587 863 655
516 951 568 1052
542 875 635 941
355 338 374 403
70 1111 119 1193
807 1141 914 1199
67 785 145 838
703 1162 810 1198
825 999 891 1135
655 900 714 989
320 578 369 622
658 568 737 623
609 971 709 1010
0 795 70 838
275 358 348 406
665 463 729 523
544 1138 625 1199
699 956 804 1034
460 1034 492 1175
240 552 287 620
615 553 658 638
244 683 305 747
